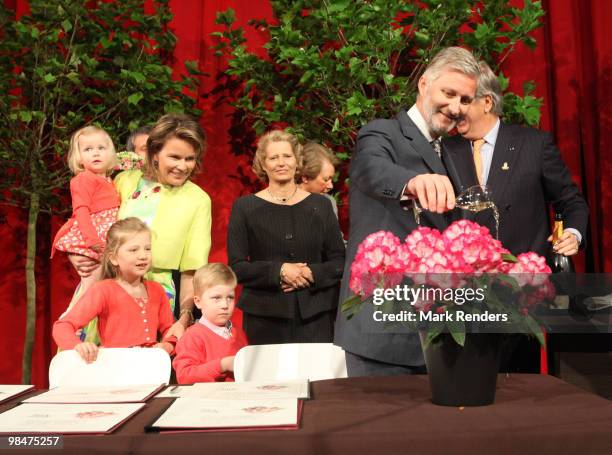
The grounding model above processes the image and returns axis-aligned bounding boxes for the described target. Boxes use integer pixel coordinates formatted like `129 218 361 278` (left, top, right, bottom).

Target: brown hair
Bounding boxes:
300 142 339 181
193 263 238 295
67 126 117 175
252 129 302 183
101 217 151 279
144 113 206 180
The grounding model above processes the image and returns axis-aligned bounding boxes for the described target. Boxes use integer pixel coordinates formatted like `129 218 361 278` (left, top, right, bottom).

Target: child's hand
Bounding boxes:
154 342 174 355
220 356 235 373
75 342 99 363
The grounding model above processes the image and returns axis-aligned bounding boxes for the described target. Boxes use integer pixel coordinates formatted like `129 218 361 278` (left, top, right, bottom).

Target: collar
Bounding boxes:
482 118 501 146
199 317 233 340
407 104 434 142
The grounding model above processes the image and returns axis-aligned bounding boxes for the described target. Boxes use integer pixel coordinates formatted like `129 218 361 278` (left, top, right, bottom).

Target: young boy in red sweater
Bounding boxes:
173 263 248 383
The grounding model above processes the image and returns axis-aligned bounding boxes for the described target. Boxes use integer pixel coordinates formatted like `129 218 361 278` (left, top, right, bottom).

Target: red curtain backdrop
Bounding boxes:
1 0 610 387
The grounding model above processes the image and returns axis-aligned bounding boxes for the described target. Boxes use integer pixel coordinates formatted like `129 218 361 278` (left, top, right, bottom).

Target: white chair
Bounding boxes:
48 347 171 388
234 343 347 382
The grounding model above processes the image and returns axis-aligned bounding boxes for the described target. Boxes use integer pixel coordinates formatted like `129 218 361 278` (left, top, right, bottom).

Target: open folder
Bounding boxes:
0 403 145 434
147 397 302 433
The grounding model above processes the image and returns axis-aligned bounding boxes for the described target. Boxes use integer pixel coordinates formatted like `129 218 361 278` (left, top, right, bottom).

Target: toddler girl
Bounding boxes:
52 126 120 292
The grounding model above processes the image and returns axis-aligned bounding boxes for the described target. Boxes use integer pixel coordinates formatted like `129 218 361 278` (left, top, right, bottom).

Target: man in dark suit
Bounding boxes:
334 47 481 376
444 62 588 259
443 62 589 372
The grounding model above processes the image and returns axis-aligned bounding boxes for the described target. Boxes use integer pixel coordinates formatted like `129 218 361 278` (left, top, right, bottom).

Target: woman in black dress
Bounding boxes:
227 130 345 344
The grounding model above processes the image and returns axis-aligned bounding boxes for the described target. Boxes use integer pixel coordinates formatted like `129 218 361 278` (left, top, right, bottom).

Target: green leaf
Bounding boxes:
341 294 363 313
502 253 518 263
332 117 340 133
413 31 431 47
327 0 351 13
127 92 143 105
447 319 466 347
424 323 444 348
474 23 491 41
184 60 203 75
496 274 520 291
43 74 56 83
61 19 72 33
498 73 509 92
14 22 27 34
131 72 146 83
19 111 32 123
216 8 237 26
525 315 545 346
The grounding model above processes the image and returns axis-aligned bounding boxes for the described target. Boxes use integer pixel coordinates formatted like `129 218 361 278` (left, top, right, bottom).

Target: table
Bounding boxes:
3 375 612 454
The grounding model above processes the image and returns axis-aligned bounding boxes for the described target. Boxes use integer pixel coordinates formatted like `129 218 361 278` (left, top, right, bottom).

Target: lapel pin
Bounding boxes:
502 162 509 171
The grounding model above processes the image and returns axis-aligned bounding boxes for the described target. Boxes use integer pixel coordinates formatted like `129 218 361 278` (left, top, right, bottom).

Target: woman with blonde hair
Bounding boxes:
227 130 345 344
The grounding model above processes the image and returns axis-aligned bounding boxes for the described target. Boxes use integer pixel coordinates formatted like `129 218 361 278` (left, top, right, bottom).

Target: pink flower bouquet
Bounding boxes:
343 220 554 346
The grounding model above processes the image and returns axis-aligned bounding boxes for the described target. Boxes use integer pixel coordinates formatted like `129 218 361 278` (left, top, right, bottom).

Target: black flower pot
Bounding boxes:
420 332 502 406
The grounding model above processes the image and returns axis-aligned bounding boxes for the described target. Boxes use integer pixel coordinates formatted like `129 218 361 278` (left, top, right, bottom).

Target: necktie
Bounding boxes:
472 139 485 185
431 138 441 159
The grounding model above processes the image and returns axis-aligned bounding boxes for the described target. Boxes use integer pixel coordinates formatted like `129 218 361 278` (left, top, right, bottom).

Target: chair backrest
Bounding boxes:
49 348 171 388
234 343 347 382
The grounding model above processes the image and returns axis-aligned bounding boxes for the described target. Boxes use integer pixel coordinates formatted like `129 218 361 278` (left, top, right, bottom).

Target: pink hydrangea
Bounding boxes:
442 220 504 272
350 232 415 297
498 252 552 288
349 220 553 311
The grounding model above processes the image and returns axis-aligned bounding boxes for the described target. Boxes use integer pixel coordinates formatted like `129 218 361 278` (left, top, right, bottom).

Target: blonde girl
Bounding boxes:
52 126 120 291
53 217 176 363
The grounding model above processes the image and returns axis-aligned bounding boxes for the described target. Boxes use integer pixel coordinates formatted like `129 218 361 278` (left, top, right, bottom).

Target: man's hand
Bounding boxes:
548 231 580 256
406 174 456 213
67 254 99 278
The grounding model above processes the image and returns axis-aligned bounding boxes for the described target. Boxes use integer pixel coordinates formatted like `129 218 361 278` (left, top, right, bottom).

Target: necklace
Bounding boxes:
267 186 298 203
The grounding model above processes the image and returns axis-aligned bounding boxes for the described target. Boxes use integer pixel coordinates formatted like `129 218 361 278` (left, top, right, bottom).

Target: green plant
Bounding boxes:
213 0 545 156
0 0 202 383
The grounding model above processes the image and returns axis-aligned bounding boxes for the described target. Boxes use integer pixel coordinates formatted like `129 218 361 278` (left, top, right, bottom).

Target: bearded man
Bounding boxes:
334 47 481 376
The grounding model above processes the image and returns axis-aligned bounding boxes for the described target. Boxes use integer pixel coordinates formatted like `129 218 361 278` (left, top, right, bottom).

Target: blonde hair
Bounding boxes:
67 126 117 175
252 129 302 183
193 263 237 295
422 46 480 83
144 113 206 180
101 217 151 279
300 142 339 181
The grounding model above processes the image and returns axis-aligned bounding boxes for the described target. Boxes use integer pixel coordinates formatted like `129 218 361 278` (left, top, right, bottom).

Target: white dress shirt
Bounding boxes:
199 316 233 340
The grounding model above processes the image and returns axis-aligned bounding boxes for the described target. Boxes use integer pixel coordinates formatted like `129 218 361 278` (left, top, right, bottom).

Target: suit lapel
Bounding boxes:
396 111 446 175
443 139 479 193
487 122 522 203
